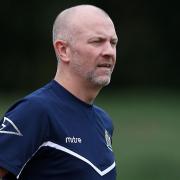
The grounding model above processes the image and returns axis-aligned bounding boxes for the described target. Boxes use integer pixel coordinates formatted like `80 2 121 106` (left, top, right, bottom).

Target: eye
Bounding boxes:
111 40 118 47
88 38 105 46
91 39 103 44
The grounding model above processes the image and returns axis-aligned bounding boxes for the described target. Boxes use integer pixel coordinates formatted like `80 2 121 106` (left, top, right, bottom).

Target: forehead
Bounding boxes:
72 11 117 40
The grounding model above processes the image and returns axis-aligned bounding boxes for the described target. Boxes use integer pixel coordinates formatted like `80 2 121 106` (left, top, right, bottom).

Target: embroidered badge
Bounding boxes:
105 129 112 151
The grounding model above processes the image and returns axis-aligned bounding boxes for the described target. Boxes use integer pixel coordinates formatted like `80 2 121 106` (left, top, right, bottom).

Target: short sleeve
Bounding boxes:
0 98 49 176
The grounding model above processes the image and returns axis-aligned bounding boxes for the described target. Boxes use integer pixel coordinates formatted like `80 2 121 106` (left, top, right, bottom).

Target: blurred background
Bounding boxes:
0 0 180 179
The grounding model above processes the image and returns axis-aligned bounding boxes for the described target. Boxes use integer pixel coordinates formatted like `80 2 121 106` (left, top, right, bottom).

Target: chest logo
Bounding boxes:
0 117 23 136
105 130 112 151
65 136 82 144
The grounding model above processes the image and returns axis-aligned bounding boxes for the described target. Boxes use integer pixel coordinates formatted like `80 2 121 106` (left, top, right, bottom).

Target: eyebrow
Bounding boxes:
88 36 118 42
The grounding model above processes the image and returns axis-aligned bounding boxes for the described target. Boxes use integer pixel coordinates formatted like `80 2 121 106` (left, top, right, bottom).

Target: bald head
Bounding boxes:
52 5 112 43
53 4 118 93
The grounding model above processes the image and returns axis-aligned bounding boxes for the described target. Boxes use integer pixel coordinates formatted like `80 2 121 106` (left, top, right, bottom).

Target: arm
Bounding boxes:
0 168 8 177
0 99 48 178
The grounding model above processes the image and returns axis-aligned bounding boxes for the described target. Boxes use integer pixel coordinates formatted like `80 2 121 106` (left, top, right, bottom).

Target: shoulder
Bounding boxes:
1 84 54 138
7 82 54 113
93 105 111 120
93 105 114 134
4 83 55 122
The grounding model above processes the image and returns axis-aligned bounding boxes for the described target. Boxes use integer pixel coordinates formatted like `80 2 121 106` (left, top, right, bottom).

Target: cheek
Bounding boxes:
114 55 116 63
72 45 100 66
79 50 98 64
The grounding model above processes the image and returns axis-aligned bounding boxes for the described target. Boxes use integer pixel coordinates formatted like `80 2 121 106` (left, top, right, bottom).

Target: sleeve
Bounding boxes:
0 98 49 177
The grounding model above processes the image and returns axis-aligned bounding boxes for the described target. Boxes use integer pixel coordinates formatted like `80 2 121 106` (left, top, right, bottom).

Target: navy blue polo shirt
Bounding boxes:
0 80 116 179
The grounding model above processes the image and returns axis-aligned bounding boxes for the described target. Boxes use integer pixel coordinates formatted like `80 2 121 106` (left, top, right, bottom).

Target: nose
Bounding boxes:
101 42 116 58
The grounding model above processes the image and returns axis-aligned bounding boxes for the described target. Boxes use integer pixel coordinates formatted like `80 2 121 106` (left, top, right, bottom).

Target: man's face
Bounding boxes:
68 13 118 87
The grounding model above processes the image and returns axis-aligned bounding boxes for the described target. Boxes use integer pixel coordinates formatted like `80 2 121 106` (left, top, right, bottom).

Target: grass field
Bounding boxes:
0 88 180 180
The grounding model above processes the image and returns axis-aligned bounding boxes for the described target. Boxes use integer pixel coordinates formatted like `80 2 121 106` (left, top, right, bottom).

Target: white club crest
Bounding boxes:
105 129 112 151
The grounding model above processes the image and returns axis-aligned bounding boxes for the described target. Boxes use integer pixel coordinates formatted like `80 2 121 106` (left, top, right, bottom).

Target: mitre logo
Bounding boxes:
105 129 112 151
65 136 82 144
0 117 23 136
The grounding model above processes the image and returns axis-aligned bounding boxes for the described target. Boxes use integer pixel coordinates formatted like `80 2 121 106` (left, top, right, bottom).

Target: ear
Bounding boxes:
54 40 70 63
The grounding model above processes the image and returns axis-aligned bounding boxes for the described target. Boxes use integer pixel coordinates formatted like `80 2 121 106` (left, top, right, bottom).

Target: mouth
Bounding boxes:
97 63 112 69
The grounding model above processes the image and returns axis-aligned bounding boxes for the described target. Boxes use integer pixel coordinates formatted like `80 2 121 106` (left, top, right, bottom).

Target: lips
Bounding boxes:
97 63 112 68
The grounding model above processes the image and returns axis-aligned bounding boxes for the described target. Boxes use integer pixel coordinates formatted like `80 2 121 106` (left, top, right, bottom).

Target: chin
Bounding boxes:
93 76 111 87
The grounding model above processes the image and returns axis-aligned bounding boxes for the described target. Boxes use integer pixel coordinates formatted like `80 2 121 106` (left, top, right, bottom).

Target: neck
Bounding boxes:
54 71 102 104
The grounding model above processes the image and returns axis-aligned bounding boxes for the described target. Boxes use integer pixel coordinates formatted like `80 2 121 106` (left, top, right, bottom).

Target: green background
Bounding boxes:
1 88 180 180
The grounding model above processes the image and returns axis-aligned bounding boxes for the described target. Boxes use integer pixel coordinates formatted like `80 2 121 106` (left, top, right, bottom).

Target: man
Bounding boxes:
0 4 118 180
